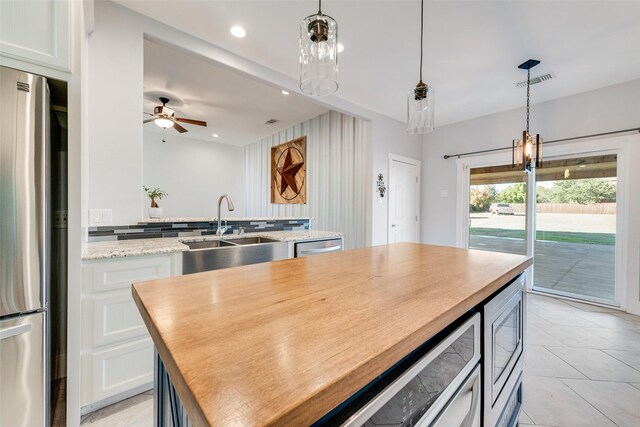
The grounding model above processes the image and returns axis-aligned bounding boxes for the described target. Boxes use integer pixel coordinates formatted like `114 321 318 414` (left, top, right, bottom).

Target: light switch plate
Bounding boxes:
440 189 449 198
89 209 113 226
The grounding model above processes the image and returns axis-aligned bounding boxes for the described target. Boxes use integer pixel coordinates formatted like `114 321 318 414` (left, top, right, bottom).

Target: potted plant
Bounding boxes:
143 186 168 219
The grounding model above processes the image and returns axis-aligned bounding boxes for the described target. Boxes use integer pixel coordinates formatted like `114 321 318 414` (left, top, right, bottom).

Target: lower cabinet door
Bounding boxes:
83 290 148 348
82 338 154 405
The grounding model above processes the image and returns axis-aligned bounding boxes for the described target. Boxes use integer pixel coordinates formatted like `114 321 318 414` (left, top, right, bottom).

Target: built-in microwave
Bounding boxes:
483 273 525 427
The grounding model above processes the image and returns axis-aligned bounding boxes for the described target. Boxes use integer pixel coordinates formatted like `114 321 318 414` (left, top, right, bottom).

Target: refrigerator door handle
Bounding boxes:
0 323 32 340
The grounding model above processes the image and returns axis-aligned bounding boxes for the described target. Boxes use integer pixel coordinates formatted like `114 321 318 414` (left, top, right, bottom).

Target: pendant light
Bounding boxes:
512 59 543 173
407 0 434 134
300 0 338 97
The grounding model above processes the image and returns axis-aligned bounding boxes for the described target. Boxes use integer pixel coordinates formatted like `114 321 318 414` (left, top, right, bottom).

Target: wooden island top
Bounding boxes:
132 243 531 426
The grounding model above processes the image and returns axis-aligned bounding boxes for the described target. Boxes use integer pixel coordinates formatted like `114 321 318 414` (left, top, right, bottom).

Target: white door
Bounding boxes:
389 158 420 243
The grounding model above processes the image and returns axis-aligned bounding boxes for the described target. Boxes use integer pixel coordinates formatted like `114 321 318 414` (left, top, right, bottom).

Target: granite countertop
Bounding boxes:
132 244 532 426
138 217 311 223
82 230 343 260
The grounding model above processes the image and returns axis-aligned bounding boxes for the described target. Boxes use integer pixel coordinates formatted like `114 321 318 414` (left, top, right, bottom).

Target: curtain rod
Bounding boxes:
442 127 640 160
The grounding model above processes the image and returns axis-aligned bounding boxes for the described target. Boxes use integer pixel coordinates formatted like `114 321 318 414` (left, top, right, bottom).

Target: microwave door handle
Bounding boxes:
464 371 482 427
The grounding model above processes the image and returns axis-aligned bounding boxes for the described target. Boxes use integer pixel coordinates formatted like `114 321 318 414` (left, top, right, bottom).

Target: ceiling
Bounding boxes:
143 39 328 145
125 1 640 128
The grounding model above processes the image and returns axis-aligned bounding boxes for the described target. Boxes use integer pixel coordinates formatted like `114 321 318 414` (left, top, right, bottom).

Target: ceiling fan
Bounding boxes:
143 97 207 133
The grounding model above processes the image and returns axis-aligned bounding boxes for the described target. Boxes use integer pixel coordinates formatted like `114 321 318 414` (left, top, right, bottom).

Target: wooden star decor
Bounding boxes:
271 136 306 204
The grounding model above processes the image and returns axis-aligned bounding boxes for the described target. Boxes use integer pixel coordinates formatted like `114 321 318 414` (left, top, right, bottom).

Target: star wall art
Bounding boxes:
271 137 307 204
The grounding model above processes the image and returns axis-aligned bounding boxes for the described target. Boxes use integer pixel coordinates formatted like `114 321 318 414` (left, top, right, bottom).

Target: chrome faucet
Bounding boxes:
216 194 235 236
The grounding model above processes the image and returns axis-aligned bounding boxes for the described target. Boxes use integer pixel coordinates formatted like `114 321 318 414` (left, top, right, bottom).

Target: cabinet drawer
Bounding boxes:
83 291 148 348
83 255 172 293
81 338 154 405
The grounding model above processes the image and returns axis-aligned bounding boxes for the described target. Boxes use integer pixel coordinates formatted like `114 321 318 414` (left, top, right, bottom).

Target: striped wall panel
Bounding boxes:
244 111 368 250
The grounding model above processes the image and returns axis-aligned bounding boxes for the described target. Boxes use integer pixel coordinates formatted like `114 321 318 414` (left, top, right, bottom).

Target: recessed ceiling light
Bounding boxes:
337 43 345 53
281 90 290 95
230 26 246 38
212 133 219 138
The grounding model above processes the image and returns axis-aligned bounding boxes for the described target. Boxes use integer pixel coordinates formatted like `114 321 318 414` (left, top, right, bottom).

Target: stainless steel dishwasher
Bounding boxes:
294 238 343 257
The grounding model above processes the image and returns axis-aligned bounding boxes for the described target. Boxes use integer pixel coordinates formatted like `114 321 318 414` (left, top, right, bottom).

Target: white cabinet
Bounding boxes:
0 0 71 71
81 338 155 405
81 254 181 410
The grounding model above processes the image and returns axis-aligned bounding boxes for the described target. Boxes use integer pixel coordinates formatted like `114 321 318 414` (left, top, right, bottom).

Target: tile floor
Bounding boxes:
521 293 640 427
80 292 640 426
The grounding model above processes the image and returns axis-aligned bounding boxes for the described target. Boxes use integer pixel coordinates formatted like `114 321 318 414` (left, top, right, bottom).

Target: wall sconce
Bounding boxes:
376 173 386 198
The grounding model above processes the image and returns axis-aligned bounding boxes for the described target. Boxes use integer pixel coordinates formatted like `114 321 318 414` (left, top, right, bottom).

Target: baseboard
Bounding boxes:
80 382 153 416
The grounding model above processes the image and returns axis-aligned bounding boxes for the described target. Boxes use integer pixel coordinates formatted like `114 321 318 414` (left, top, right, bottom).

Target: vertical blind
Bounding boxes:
244 111 368 249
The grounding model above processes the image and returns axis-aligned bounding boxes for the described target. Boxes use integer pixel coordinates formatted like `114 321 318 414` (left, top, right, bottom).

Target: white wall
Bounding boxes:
87 1 144 225
422 78 640 246
245 111 368 249
143 132 245 218
369 113 423 245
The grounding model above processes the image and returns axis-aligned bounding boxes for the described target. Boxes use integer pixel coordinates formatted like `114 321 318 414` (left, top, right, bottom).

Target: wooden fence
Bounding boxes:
508 203 616 214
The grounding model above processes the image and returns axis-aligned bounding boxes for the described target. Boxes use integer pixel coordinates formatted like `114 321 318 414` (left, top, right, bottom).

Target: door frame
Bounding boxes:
388 154 421 244
455 133 636 312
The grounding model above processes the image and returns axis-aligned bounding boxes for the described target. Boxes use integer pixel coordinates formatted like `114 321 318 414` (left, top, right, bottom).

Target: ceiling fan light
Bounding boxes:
299 1 338 97
154 118 174 129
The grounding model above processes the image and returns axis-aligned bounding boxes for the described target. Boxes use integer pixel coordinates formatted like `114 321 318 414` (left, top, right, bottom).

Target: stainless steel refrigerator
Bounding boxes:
0 66 50 426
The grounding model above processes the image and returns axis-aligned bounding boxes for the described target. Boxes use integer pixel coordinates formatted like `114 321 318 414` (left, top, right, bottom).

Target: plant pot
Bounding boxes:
149 207 163 219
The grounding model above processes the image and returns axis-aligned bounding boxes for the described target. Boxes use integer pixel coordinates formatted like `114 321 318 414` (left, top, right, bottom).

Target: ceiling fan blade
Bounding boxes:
143 119 155 124
175 117 207 127
173 122 188 133
144 112 154 116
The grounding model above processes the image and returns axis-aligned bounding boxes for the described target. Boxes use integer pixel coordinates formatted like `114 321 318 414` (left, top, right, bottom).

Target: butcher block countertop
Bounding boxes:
132 243 531 426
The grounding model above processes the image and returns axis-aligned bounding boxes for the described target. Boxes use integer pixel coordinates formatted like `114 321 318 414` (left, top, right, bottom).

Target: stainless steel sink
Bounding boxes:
182 237 289 274
223 237 280 245
184 240 236 250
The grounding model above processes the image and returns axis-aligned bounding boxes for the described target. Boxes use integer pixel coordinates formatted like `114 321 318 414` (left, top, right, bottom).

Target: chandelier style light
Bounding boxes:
299 0 338 97
513 59 543 173
407 0 434 134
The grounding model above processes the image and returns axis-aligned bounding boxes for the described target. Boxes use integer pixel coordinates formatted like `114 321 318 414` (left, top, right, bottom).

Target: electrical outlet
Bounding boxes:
101 210 113 225
89 209 113 226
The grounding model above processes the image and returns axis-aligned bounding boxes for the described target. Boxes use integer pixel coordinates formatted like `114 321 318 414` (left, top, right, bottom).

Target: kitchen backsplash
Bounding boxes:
88 218 310 242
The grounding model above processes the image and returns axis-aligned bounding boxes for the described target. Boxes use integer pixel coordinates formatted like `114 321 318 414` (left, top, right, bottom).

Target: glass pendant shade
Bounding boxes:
300 12 338 96
154 117 174 129
406 83 434 134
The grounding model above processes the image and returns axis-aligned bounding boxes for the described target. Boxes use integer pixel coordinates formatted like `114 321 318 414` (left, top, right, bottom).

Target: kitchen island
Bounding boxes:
132 243 531 426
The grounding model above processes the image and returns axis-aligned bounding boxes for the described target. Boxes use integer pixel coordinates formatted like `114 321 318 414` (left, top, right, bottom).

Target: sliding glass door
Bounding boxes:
467 154 618 306
469 165 527 256
533 154 617 304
